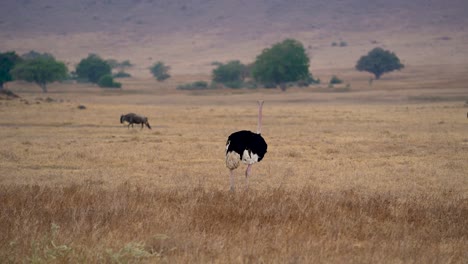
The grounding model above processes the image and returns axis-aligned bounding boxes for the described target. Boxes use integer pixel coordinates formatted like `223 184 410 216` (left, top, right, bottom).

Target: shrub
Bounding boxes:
297 75 320 87
177 81 211 90
76 54 111 83
329 75 343 85
244 80 258 89
263 83 277 89
150 62 171 81
113 71 132 78
98 74 121 88
106 59 133 70
212 60 247 84
222 80 244 89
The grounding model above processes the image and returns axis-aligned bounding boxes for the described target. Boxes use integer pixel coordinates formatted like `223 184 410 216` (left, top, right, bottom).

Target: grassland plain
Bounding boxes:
0 65 467 262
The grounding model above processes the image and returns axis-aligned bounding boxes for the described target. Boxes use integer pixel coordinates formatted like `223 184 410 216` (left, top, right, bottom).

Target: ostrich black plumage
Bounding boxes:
225 100 267 191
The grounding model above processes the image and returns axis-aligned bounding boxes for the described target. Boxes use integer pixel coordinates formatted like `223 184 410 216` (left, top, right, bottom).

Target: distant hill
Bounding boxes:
1 0 467 75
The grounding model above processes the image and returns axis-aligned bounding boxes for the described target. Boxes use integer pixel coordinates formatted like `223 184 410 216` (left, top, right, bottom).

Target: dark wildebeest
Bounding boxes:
120 113 152 129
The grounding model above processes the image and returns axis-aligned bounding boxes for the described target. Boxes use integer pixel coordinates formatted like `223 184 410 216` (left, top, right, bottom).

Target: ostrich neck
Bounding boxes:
257 101 264 134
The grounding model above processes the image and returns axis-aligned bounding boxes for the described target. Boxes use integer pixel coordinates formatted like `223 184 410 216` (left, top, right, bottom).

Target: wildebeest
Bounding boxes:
120 113 152 129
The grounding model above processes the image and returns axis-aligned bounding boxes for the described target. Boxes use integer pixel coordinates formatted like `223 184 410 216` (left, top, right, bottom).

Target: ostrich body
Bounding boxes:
120 113 152 129
225 101 267 191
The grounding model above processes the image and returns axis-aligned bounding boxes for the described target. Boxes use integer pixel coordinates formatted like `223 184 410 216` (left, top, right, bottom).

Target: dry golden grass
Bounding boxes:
1 64 468 262
1 185 466 263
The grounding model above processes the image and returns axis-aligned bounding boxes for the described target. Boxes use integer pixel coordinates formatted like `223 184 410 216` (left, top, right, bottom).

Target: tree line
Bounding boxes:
0 39 404 93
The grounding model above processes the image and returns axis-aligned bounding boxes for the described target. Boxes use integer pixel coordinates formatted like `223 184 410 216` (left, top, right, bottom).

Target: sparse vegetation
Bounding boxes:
177 81 211 90
106 59 133 75
10 57 68 93
113 71 132 78
331 41 348 47
222 80 245 89
329 75 343 85
356 47 404 80
150 61 171 81
252 39 312 91
76 54 112 83
98 74 122 88
106 59 133 69
211 61 223 67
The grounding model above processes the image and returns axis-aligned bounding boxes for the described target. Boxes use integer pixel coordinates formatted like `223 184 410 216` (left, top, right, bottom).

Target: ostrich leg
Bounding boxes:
245 164 252 190
230 169 235 192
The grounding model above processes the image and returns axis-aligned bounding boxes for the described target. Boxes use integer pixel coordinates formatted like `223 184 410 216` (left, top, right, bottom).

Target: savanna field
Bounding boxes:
1 65 468 263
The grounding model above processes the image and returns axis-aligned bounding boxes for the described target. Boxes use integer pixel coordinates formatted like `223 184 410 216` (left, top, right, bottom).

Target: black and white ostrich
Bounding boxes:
225 101 268 191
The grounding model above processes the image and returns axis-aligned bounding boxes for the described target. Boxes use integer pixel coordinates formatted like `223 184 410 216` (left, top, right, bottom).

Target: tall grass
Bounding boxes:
1 184 466 263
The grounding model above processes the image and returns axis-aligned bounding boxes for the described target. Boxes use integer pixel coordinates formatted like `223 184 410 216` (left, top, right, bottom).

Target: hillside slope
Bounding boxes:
1 0 467 74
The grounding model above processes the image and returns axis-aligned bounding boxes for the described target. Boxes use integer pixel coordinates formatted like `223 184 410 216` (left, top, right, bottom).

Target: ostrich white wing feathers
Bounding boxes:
242 149 260 165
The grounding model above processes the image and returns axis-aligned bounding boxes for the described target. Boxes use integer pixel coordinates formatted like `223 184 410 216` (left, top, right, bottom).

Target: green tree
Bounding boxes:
11 57 68 93
150 61 171 81
76 54 111 83
355 47 404 80
0 51 22 89
252 39 311 90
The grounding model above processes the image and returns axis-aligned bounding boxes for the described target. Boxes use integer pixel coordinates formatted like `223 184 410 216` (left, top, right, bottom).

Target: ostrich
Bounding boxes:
120 113 152 129
225 100 268 191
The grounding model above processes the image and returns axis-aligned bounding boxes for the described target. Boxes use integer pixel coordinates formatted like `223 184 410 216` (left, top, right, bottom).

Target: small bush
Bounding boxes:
76 54 112 83
297 75 320 87
212 60 246 84
223 80 244 89
113 71 132 78
329 75 343 85
106 59 133 69
150 62 171 81
244 80 258 89
331 41 348 47
98 74 121 88
263 83 277 89
177 81 211 90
